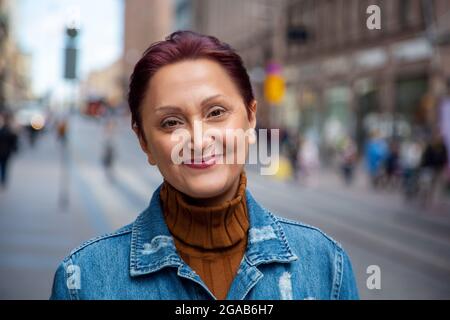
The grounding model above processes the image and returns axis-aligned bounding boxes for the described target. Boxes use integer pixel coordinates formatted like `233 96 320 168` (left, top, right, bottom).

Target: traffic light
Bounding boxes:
64 27 79 80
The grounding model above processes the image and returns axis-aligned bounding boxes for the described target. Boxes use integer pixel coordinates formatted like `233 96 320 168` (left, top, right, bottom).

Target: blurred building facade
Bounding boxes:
123 0 174 84
174 0 284 128
81 59 125 109
278 0 450 159
176 0 450 162
0 0 32 112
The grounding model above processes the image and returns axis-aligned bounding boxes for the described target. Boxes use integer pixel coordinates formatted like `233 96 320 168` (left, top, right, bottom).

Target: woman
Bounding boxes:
50 31 359 300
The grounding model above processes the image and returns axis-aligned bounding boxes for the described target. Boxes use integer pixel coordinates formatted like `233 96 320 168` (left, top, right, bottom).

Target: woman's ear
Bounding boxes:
249 99 258 129
247 100 258 145
132 124 157 166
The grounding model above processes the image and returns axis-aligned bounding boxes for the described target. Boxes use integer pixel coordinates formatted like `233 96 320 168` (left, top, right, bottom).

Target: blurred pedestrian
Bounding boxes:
286 130 300 181
56 116 70 208
26 123 38 147
364 130 388 188
297 137 320 186
438 81 450 203
102 118 116 180
56 117 69 147
339 136 357 186
420 132 448 207
0 112 19 189
384 140 401 189
400 138 423 200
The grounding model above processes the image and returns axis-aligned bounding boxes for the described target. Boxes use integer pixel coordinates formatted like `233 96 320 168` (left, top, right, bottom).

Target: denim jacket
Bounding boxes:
50 185 359 300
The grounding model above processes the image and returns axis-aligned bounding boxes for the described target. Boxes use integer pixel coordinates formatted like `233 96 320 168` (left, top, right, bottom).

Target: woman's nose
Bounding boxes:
188 120 217 155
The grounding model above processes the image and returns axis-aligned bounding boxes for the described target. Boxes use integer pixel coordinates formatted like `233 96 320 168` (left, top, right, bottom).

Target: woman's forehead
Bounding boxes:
145 59 242 109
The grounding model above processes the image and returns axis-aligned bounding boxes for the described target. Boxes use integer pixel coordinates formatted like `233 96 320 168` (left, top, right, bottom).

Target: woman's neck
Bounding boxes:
182 174 242 207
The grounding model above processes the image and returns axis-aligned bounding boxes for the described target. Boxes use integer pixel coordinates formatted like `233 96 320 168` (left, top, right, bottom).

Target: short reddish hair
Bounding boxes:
128 30 255 136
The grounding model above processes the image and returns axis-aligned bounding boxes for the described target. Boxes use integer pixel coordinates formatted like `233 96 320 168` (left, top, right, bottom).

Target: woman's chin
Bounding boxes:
180 168 232 199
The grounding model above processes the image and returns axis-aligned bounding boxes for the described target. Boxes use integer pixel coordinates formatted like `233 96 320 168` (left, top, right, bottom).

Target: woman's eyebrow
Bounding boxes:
154 105 183 114
200 94 225 106
154 94 227 114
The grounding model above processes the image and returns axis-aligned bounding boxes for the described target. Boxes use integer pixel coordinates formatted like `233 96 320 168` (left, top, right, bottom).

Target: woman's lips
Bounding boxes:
182 154 221 169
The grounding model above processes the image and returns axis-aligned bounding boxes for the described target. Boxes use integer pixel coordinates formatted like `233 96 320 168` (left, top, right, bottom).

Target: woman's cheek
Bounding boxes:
222 129 248 164
148 133 175 164
163 141 180 164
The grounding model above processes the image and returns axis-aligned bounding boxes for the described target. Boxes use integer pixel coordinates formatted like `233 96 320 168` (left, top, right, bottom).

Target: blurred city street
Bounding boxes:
1 0 450 300
1 114 449 299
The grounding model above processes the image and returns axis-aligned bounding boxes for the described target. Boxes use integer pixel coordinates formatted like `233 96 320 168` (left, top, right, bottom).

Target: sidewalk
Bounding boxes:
247 157 450 226
0 131 97 299
312 165 450 217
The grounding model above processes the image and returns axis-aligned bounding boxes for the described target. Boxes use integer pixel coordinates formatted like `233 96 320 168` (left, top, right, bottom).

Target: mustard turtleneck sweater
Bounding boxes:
159 171 249 300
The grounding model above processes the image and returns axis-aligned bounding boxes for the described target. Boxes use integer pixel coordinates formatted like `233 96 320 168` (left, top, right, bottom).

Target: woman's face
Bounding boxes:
135 58 256 203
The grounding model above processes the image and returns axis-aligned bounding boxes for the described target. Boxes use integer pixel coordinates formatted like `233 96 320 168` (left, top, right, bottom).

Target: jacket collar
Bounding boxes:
130 183 298 277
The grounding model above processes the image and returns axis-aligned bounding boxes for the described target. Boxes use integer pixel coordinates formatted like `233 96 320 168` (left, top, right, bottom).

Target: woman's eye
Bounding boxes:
207 107 226 118
161 118 182 128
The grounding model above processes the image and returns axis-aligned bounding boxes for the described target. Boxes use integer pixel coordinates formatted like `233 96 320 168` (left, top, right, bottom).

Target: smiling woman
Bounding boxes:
50 31 359 300
134 57 255 202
